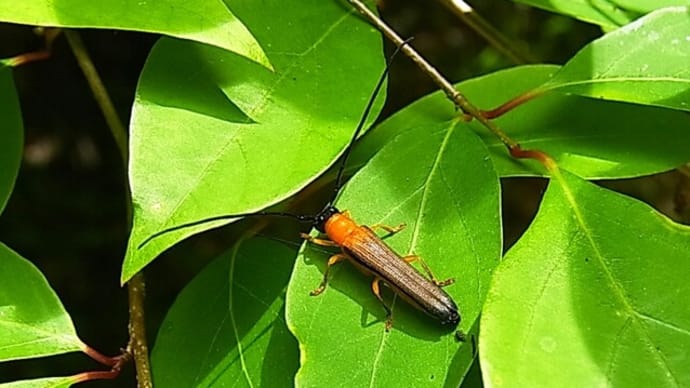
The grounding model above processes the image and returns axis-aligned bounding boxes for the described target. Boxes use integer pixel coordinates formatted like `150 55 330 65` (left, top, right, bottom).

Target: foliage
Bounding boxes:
0 0 688 387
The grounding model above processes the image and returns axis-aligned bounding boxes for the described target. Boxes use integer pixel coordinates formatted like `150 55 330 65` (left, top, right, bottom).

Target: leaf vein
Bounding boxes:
554 171 680 386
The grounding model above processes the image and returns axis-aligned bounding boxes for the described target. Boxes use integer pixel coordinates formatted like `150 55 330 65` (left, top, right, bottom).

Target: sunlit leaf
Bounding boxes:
122 0 384 283
481 170 690 386
0 376 75 388
151 238 298 386
0 243 82 361
358 65 690 179
541 6 690 112
611 0 690 13
0 0 270 69
287 121 501 386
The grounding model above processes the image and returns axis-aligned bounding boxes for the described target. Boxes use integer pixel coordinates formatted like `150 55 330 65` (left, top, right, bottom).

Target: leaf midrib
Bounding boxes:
554 169 679 385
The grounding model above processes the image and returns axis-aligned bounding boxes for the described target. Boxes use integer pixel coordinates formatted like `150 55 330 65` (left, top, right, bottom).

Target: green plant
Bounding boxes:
1 0 689 387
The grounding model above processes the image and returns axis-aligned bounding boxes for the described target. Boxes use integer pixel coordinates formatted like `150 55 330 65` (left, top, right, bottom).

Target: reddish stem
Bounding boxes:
82 344 120 366
481 88 543 119
72 346 131 384
72 369 121 383
508 144 557 171
5 50 51 67
4 29 60 67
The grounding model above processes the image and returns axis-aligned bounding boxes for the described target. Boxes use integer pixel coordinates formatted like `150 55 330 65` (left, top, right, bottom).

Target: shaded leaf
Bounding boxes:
541 6 690 112
287 121 501 386
123 0 384 282
151 238 298 387
480 170 690 386
358 65 690 179
512 0 638 28
0 65 23 215
0 0 270 68
0 243 82 361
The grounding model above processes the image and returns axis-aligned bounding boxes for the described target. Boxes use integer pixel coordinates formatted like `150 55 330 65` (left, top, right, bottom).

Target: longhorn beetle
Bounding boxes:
139 43 460 331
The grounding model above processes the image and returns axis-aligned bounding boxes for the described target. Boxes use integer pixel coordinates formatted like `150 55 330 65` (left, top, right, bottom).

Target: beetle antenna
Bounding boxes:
139 39 412 250
137 211 315 249
331 38 413 202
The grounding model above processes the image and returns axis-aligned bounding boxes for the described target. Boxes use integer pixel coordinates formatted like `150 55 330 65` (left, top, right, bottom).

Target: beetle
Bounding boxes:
138 42 460 330
305 206 459 329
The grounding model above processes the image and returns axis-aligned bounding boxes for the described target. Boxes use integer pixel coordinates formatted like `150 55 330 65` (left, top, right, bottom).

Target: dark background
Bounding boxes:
1 1 688 386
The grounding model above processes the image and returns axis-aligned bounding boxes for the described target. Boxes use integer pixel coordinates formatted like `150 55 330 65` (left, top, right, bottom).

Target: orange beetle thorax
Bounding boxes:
323 212 359 246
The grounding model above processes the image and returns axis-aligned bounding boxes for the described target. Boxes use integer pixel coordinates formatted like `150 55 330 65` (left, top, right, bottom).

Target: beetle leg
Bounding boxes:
369 222 406 235
342 209 405 236
310 253 348 296
403 254 455 287
300 232 339 247
403 254 419 264
371 277 393 331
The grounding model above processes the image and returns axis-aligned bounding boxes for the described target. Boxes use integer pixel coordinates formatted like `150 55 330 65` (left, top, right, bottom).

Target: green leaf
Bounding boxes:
360 65 690 179
611 0 690 13
0 0 270 69
480 170 690 386
0 376 75 388
511 0 638 28
151 237 298 387
0 65 23 215
0 243 82 361
286 121 501 386
122 1 384 283
541 6 690 112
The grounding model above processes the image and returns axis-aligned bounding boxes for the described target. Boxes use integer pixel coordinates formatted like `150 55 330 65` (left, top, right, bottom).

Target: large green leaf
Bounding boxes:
286 121 501 386
511 0 638 28
480 170 690 386
0 65 23 215
0 243 82 361
611 0 690 13
0 0 270 69
358 65 690 179
123 0 384 283
151 238 298 387
541 6 690 112
0 376 74 388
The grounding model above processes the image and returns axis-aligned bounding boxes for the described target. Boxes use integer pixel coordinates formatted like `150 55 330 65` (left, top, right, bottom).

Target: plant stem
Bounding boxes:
76 344 131 383
64 30 128 164
346 0 518 150
3 50 51 67
480 88 543 119
81 343 120 366
2 29 60 67
127 273 152 388
65 30 152 388
435 0 536 64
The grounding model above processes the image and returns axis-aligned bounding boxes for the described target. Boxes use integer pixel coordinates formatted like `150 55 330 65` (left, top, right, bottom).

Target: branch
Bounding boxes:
435 0 536 64
345 0 562 172
64 30 128 164
65 30 152 388
127 273 152 388
346 0 518 150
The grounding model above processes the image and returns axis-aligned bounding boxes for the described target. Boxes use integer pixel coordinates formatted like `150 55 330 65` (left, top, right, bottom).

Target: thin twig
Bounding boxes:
74 345 131 383
1 28 60 68
65 30 152 388
64 30 128 165
346 0 518 150
435 0 536 64
3 50 51 67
